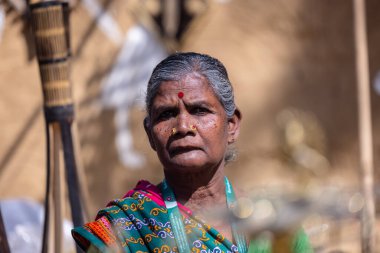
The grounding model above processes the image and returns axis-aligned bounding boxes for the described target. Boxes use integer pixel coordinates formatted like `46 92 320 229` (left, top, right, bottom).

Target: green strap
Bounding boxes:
161 177 248 253
224 177 248 253
162 180 192 253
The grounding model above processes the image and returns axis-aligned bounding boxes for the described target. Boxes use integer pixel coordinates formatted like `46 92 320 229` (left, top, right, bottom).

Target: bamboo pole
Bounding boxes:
352 0 376 252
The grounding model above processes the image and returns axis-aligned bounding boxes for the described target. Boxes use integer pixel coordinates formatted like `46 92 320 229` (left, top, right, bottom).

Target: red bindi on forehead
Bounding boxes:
177 91 184 99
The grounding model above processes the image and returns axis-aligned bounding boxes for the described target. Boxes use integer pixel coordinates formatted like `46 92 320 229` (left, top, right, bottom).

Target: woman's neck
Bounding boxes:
163 165 227 211
163 164 239 243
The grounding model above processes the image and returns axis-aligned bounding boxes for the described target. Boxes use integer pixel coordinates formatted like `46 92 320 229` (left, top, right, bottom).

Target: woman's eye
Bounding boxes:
157 110 176 120
192 107 209 115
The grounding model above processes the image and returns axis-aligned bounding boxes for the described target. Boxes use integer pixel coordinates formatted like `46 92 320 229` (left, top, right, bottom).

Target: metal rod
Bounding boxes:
352 0 376 252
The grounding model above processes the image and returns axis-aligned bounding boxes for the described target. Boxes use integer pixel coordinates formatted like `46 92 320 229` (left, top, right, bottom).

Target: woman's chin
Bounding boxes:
166 151 210 172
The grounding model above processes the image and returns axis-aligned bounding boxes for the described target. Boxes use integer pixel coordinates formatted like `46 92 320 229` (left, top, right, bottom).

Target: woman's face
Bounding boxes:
145 72 240 174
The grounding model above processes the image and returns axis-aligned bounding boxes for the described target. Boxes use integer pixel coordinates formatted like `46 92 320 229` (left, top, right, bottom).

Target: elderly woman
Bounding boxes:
72 52 312 253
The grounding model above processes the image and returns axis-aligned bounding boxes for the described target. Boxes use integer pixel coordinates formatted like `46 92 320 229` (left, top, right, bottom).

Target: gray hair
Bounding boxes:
145 52 236 119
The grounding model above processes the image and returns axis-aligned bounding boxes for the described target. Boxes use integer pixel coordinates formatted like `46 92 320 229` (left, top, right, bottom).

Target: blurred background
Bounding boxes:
1 0 380 252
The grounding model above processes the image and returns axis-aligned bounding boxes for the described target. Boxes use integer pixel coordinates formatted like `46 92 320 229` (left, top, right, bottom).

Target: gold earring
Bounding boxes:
171 128 177 136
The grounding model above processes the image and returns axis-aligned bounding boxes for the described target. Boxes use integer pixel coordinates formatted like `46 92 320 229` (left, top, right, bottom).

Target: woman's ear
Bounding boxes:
227 108 242 144
144 117 156 151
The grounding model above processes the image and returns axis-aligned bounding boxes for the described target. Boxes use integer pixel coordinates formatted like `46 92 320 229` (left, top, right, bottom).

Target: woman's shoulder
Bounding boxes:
72 216 119 252
72 180 161 252
105 180 164 210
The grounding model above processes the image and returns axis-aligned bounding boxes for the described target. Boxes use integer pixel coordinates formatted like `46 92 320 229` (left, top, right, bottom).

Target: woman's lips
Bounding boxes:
168 146 202 157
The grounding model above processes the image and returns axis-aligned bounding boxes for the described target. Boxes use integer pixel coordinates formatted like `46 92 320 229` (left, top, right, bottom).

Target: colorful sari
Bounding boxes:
72 180 312 253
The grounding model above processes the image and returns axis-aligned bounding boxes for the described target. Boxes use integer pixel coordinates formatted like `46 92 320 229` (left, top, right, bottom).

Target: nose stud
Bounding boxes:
171 125 196 136
190 125 197 132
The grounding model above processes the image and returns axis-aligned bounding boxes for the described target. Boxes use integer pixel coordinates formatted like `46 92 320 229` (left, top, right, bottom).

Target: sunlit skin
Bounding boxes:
144 72 242 242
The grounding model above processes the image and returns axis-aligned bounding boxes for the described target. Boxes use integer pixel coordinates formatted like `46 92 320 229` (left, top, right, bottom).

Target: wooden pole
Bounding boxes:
29 2 85 252
53 123 63 253
0 207 10 253
352 0 376 252
162 0 179 39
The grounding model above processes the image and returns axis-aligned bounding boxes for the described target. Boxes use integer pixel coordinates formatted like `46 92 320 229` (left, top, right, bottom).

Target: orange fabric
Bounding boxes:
85 217 117 245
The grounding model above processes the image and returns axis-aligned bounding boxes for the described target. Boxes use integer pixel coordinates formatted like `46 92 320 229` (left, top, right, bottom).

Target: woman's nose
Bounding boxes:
176 112 193 135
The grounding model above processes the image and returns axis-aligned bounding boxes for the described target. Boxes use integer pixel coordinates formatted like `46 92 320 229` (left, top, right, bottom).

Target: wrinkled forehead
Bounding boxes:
147 72 225 118
157 72 212 94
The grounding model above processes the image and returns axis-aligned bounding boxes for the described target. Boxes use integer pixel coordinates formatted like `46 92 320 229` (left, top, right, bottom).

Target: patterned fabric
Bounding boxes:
72 180 313 253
